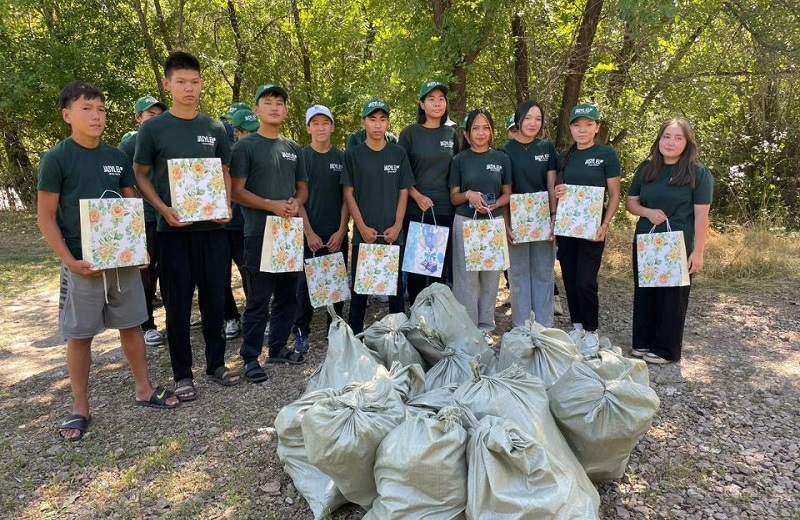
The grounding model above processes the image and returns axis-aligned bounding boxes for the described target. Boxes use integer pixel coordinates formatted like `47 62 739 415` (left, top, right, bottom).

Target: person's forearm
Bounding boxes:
694 210 710 255
338 203 350 233
38 214 75 265
294 181 308 206
133 164 169 216
602 192 620 227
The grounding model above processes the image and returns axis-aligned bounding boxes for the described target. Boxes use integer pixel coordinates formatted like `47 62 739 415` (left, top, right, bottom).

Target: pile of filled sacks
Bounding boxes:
275 283 660 519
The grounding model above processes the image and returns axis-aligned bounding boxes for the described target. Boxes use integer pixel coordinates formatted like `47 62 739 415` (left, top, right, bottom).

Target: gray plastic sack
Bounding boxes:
366 407 468 520
409 283 489 356
547 358 660 482
581 349 650 386
305 309 382 393
405 383 460 415
380 361 426 402
362 313 428 369
301 376 406 509
466 414 600 520
425 347 479 392
275 388 348 519
496 312 579 388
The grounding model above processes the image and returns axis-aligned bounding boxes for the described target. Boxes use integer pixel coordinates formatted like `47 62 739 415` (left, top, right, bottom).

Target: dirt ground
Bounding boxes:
1 268 799 519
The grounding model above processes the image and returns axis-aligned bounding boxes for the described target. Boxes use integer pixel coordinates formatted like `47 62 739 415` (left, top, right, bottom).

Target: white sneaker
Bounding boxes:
553 297 564 316
568 329 585 343
582 331 600 349
643 352 673 364
225 319 241 340
482 331 495 347
631 348 649 358
143 328 164 347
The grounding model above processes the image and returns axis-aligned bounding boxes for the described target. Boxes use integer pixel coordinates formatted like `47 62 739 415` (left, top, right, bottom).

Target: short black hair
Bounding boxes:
164 51 201 78
59 81 104 110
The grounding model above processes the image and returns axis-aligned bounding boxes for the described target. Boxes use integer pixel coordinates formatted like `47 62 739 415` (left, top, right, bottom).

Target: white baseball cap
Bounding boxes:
305 105 334 125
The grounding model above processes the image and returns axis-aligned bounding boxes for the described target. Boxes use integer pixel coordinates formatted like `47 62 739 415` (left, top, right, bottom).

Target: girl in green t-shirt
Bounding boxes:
626 118 713 364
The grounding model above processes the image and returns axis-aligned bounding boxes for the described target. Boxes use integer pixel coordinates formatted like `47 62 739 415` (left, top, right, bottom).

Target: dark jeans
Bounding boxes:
158 229 229 381
556 235 605 332
293 233 349 335
631 243 692 361
224 229 247 321
348 239 405 335
402 213 454 306
140 220 159 330
240 236 300 364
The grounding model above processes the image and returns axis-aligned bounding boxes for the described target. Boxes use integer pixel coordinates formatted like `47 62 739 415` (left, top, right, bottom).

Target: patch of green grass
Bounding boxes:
0 211 59 295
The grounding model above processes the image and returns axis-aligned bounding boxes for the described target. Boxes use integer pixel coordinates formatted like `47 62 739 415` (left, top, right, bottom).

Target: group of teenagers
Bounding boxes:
38 50 713 441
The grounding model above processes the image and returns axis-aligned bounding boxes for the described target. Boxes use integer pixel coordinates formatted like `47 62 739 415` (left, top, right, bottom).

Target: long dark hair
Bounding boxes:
416 88 449 126
513 100 545 139
461 109 494 150
642 118 698 187
556 143 577 185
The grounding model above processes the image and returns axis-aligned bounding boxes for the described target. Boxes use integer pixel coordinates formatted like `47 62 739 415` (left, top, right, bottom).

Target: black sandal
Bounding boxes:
58 413 90 441
267 347 305 365
173 378 197 402
244 360 268 383
136 386 180 409
209 365 241 386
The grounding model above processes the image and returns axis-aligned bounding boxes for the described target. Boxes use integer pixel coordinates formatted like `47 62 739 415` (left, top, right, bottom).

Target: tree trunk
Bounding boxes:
608 21 636 109
152 0 174 52
226 0 246 103
291 0 314 104
1 124 36 208
555 0 604 150
512 12 529 105
132 0 166 99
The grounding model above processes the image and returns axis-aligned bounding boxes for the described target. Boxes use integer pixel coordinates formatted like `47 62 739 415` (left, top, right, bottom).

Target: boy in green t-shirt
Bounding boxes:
230 84 308 383
119 96 167 347
134 51 240 400
38 82 179 441
342 100 415 334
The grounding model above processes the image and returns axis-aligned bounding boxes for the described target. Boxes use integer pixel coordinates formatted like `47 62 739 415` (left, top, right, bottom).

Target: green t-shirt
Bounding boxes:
340 142 415 244
557 144 621 187
134 111 232 232
37 138 136 260
398 123 459 217
229 134 307 237
303 146 345 236
118 131 157 223
448 148 512 219
629 162 714 254
500 138 557 194
346 128 398 149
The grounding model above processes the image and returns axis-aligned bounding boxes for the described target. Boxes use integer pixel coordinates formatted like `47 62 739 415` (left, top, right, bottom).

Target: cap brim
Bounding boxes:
362 107 389 118
420 83 449 99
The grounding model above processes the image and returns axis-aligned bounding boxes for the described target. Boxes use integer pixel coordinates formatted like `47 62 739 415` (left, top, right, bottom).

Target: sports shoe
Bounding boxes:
482 331 495 347
643 352 674 364
143 328 164 347
190 316 202 327
553 297 564 316
568 328 585 343
631 348 649 358
582 331 600 349
225 319 241 340
294 330 310 353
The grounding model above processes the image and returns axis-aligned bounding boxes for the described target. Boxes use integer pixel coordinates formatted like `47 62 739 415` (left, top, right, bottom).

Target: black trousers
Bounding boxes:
140 220 159 330
556 235 605 332
402 213 455 306
240 236 300 364
293 233 349 335
158 229 229 381
223 229 247 321
631 243 692 361
347 239 405 335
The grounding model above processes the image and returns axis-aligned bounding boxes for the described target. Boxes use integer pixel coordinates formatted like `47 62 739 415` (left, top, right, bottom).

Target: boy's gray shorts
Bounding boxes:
60 265 148 340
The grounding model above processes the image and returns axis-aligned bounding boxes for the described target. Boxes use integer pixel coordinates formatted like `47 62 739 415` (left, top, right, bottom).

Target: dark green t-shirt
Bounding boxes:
229 134 307 237
398 123 459 217
304 146 345 236
118 131 157 223
134 111 232 232
501 138 557 194
630 162 714 254
557 144 621 187
37 138 136 260
340 142 415 244
448 148 512 219
346 128 398 149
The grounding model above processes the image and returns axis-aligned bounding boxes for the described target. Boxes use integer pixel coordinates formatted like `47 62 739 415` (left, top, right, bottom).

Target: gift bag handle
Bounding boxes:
99 190 123 199
648 217 672 234
472 209 495 220
421 207 438 226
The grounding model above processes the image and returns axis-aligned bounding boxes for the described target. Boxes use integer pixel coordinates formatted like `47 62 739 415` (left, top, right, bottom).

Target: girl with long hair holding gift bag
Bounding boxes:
626 118 713 364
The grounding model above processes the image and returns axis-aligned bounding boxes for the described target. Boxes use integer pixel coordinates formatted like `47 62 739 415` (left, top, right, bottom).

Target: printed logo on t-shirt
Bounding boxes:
330 163 343 172
197 135 217 146
384 164 400 174
585 158 604 167
281 152 297 162
486 164 503 173
103 165 124 176
534 153 549 162
440 140 454 150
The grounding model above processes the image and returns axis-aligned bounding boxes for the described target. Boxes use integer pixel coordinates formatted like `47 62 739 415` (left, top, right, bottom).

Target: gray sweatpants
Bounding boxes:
508 239 556 327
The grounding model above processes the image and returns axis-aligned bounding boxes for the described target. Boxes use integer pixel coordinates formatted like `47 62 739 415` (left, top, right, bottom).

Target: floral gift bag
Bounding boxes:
554 185 604 240
354 243 400 295
462 214 510 272
167 157 229 222
261 216 304 273
636 219 690 287
510 192 551 243
402 210 450 277
304 252 350 308
79 194 148 270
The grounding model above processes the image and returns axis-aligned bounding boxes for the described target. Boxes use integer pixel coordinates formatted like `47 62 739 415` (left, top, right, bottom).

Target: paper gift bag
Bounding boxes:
636 220 690 287
304 252 351 308
510 192 551 242
261 216 304 272
79 196 148 270
354 243 400 295
554 185 604 240
167 157 229 222
462 216 510 271
402 211 450 277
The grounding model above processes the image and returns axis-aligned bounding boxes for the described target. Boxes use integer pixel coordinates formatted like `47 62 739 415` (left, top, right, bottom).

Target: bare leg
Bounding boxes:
63 337 92 440
119 327 179 407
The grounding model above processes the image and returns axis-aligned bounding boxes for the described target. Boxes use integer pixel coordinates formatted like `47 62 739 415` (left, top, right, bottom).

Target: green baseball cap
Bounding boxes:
506 114 517 131
419 80 448 100
221 101 250 120
569 103 600 123
231 109 259 131
361 99 390 118
253 84 288 106
134 96 167 115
